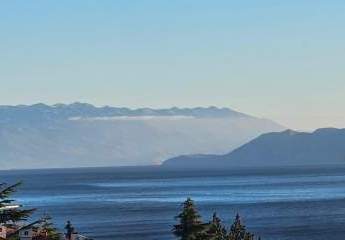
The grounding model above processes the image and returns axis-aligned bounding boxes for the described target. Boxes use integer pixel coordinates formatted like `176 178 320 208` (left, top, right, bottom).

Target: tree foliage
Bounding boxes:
173 198 206 240
228 214 254 240
173 198 260 240
205 213 227 240
40 215 61 240
0 182 35 224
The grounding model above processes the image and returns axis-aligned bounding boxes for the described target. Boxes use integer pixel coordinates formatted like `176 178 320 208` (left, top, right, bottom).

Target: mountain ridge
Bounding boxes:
0 103 284 169
0 103 254 122
162 128 345 168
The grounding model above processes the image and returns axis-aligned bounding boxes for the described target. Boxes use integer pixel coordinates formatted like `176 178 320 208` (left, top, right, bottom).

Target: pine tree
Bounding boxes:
228 214 254 240
40 215 60 240
173 198 205 240
204 212 227 240
0 182 35 224
243 232 254 240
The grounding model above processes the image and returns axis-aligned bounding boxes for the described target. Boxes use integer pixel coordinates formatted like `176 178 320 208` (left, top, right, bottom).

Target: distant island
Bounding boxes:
0 103 284 170
162 128 345 168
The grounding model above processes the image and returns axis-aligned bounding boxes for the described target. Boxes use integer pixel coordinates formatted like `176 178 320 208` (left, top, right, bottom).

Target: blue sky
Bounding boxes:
0 1 344 130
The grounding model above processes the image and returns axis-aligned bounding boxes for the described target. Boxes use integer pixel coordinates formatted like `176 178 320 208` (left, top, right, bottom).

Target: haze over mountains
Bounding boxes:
0 103 284 169
163 128 345 168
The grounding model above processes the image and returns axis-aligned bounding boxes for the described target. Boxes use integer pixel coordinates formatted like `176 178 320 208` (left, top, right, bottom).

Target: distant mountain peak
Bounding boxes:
313 127 343 134
281 129 300 135
31 103 50 108
69 102 95 108
0 103 253 120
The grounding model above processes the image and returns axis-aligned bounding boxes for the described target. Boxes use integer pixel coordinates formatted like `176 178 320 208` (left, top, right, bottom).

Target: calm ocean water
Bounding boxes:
2 166 345 240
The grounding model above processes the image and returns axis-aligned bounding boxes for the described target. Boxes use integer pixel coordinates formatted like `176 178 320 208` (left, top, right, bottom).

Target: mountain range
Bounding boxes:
0 103 284 169
162 128 345 168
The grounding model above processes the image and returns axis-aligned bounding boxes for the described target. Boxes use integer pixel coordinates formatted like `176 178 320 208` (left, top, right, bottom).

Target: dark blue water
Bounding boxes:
2 166 345 240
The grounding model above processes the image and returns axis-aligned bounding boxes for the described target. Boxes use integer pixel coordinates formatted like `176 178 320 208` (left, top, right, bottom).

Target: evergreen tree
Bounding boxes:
227 214 254 240
173 198 205 240
40 215 60 240
205 213 227 240
0 182 35 224
243 232 254 240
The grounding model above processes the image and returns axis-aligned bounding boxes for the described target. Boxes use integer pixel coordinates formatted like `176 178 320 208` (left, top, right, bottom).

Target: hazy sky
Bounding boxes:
1 1 344 130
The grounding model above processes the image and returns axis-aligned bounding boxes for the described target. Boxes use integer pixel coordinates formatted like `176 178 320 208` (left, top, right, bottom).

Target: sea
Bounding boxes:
2 165 345 240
